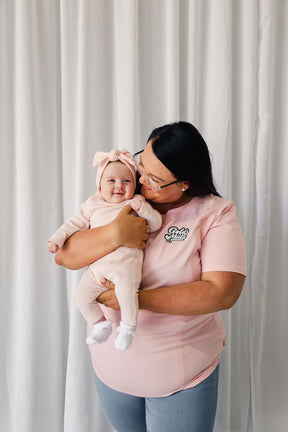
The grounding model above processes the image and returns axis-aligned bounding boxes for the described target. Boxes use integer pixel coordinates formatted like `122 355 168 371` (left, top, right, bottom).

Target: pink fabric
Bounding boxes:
48 193 162 327
89 195 247 397
75 246 143 326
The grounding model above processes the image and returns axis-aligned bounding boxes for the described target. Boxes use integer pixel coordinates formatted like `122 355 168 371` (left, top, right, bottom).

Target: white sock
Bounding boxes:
115 321 136 351
86 319 113 345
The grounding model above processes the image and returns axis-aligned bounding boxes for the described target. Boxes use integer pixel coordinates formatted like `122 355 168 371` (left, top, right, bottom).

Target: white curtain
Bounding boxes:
1 1 287 431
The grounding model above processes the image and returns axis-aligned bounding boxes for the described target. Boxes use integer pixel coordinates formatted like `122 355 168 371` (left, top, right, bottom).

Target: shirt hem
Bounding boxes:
93 356 221 398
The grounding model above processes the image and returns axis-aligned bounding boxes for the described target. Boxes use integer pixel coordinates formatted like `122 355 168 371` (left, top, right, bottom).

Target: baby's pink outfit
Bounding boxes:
48 193 162 331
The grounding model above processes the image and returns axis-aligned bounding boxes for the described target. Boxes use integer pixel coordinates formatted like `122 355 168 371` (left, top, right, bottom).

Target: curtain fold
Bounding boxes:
1 1 287 431
1 1 69 431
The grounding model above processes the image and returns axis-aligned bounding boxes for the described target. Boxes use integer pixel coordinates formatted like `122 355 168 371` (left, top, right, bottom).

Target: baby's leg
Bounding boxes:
111 260 142 350
75 268 106 324
75 268 112 344
113 260 142 327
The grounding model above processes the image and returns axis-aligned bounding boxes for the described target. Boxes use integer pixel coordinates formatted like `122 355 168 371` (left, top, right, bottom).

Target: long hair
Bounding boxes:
147 121 221 197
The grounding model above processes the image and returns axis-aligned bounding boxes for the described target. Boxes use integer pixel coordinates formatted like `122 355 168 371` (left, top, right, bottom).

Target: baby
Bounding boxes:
47 149 162 350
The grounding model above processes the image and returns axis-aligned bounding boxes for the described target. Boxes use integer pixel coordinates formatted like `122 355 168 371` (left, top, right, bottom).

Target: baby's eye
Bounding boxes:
124 179 131 183
107 179 115 183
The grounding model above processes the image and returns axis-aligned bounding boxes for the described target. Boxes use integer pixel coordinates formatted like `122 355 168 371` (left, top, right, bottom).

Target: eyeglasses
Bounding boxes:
133 150 181 192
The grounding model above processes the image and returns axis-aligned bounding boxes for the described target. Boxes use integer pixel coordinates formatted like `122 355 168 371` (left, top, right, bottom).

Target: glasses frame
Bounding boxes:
133 150 181 191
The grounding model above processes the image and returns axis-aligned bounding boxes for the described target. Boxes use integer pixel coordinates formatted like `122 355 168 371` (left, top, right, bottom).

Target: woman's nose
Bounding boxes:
139 173 149 186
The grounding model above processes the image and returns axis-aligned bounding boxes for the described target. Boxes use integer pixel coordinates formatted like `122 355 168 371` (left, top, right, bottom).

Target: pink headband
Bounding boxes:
93 148 136 190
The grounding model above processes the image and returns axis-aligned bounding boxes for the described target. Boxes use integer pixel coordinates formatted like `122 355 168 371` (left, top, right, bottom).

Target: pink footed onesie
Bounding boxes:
47 149 162 350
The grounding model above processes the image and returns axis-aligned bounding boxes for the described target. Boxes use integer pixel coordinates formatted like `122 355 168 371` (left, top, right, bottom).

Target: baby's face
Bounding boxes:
100 162 135 203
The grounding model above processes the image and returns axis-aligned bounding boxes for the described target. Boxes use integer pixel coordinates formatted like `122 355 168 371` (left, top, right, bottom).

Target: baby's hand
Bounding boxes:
130 198 143 212
47 241 59 253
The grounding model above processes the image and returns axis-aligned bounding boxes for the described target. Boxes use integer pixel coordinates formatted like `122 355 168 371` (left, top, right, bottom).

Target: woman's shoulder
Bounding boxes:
163 195 236 232
188 194 235 218
189 195 244 245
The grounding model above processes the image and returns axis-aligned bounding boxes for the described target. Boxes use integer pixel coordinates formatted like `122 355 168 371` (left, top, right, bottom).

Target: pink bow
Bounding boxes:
92 148 135 168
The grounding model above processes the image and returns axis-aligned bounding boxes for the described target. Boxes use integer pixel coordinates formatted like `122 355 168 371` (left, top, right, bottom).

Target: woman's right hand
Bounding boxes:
112 205 150 249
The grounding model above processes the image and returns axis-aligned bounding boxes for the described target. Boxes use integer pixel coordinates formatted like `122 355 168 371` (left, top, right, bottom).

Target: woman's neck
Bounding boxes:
149 193 192 214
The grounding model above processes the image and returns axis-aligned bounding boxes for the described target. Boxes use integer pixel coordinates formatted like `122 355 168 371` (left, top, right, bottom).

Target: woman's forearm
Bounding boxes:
139 272 245 315
55 224 119 270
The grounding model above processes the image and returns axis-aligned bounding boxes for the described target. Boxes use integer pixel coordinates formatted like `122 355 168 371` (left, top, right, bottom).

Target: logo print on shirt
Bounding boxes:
164 226 189 243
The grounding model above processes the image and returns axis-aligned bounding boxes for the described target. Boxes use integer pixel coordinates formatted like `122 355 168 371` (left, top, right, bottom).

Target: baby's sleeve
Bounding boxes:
133 195 162 232
47 196 93 248
200 202 247 276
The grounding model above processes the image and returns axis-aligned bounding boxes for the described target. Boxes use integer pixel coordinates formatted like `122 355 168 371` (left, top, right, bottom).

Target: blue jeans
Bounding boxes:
95 365 219 432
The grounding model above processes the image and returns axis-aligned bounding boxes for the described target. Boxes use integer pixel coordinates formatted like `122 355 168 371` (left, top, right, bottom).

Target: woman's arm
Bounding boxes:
140 271 245 315
55 205 149 270
55 226 118 270
97 271 245 315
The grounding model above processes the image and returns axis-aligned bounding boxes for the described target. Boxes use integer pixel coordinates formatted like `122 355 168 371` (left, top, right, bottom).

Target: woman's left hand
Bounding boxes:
97 280 120 310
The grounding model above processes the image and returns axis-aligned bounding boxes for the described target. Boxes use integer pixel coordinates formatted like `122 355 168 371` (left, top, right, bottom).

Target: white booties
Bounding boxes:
115 321 136 350
86 319 113 345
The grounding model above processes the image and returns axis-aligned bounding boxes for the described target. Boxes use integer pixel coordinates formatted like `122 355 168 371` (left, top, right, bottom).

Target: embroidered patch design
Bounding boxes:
164 226 189 243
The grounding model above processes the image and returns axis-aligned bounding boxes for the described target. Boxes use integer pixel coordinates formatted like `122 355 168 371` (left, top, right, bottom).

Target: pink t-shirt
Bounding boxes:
89 195 247 397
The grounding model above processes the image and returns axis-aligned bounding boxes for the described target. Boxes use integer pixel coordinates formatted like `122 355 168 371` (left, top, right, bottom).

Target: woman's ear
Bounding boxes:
178 181 189 191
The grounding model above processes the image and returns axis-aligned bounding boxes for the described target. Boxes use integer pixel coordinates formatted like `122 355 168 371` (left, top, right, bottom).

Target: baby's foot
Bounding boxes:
86 319 112 345
115 322 136 350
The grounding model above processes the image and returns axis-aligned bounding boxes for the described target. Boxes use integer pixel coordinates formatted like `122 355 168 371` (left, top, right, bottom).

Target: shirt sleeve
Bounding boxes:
200 201 247 276
47 196 93 248
133 195 162 232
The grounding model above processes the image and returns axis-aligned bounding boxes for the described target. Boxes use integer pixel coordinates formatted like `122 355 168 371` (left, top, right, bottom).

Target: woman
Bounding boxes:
56 122 246 432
